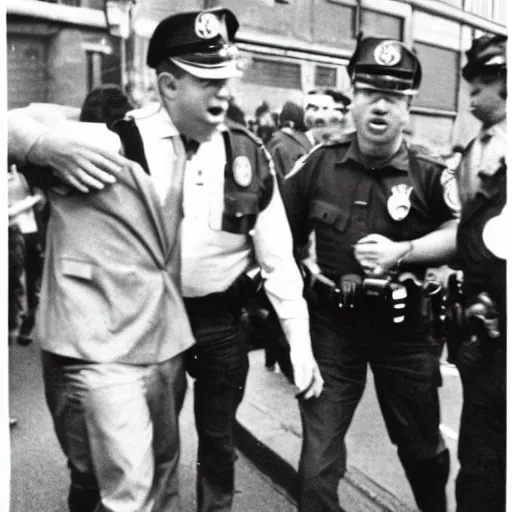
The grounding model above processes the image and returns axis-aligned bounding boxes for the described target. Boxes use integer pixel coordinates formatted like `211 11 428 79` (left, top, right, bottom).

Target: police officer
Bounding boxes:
453 34 507 512
9 7 324 512
142 10 322 511
282 35 459 512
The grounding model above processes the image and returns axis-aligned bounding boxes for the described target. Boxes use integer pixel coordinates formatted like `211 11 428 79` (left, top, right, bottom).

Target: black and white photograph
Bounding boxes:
5 0 507 511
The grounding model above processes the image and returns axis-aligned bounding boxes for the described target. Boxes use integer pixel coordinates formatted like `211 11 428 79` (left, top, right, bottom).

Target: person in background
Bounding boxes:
267 100 311 182
79 83 134 127
254 100 277 145
226 97 247 126
451 34 507 512
282 35 459 512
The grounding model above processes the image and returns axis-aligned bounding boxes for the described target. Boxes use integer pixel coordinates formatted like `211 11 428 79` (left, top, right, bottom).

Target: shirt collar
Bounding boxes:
338 134 409 173
128 102 180 140
480 117 507 141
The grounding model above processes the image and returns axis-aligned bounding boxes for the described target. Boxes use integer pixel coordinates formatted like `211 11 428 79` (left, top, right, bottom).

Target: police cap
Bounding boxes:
147 7 242 79
347 35 422 95
462 34 507 81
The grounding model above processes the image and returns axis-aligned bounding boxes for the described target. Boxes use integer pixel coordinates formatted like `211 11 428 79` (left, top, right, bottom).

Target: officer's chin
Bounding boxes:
191 119 224 142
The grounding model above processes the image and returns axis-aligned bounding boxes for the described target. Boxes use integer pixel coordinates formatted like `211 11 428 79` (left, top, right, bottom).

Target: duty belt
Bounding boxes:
312 272 443 325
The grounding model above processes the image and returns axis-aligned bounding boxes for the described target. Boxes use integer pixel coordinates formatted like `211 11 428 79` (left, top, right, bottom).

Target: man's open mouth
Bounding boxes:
368 117 388 132
207 106 225 116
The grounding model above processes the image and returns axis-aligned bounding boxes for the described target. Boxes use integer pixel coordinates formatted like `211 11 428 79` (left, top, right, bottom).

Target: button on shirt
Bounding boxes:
130 103 309 323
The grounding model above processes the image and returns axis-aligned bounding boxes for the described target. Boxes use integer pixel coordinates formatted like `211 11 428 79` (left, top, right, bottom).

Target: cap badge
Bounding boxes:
374 41 402 66
387 184 412 221
195 12 221 39
233 156 252 187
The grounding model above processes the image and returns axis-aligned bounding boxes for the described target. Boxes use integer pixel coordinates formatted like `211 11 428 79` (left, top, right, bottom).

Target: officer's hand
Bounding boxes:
425 265 456 289
354 234 411 275
290 345 324 400
28 121 132 193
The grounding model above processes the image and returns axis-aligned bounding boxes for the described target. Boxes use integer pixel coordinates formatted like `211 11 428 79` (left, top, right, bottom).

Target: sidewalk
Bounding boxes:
235 349 419 512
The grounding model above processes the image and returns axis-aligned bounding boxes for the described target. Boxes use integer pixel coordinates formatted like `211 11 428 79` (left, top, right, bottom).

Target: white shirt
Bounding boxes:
458 118 507 206
129 103 309 327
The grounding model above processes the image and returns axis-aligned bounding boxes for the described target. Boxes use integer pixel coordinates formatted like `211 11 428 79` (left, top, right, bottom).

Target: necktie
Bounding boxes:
160 135 186 254
180 135 200 160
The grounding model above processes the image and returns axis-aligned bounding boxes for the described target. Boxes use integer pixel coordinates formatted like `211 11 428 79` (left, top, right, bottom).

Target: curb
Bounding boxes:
235 418 417 511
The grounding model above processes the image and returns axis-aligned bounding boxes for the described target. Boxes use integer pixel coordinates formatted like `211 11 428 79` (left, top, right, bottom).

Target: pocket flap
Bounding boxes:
61 259 94 280
310 200 348 232
224 193 259 217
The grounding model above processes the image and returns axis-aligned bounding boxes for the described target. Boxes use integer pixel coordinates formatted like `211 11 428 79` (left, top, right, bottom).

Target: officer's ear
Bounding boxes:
157 72 179 101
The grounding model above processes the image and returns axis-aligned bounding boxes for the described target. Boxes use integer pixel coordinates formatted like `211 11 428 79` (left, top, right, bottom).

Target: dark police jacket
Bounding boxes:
112 118 274 236
456 160 506 341
282 134 459 281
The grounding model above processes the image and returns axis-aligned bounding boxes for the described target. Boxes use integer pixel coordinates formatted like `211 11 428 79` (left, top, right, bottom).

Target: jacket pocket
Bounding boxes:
309 199 349 232
61 259 94 280
56 257 110 343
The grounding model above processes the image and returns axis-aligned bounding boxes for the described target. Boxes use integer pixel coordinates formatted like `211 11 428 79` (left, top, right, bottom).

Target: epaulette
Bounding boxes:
408 143 447 168
226 121 264 147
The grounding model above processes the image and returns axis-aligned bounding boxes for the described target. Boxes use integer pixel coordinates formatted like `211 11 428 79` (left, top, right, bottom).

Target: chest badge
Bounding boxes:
233 156 252 187
387 184 413 221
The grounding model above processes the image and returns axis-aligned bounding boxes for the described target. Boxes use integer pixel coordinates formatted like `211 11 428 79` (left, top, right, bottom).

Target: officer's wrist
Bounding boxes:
396 241 414 268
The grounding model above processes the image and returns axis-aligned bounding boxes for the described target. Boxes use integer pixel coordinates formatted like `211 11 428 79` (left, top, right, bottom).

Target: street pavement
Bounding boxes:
236 349 463 512
9 339 463 512
8 342 295 512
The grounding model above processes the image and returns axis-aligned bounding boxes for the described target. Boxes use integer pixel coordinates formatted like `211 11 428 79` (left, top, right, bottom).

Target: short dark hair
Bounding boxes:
79 84 133 128
155 59 188 78
279 101 306 131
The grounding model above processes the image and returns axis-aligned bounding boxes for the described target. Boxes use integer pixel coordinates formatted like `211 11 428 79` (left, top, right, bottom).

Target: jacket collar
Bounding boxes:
338 133 409 173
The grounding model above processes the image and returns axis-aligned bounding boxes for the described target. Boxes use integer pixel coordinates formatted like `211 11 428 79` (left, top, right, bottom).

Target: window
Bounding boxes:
87 52 103 91
464 0 506 24
242 58 301 89
413 42 459 112
361 9 403 40
7 35 48 109
315 65 337 88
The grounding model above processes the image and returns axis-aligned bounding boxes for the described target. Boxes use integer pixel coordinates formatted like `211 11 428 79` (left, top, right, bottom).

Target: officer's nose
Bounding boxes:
372 98 389 115
216 81 231 100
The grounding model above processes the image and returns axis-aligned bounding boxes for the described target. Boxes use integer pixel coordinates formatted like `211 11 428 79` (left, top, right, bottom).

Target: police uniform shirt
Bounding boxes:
283 133 459 280
130 102 309 322
457 118 507 208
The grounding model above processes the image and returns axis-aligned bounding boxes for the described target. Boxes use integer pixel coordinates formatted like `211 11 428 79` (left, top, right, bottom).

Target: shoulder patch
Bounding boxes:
440 167 461 217
285 143 326 180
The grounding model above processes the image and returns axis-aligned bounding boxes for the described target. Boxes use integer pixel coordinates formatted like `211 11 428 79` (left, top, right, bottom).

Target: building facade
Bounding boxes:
6 0 507 150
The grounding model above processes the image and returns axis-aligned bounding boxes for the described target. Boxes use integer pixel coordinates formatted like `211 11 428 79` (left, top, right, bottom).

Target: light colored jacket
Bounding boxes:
35 163 195 364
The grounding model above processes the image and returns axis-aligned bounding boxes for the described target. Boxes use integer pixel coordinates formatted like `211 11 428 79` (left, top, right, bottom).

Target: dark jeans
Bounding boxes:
8 225 25 333
455 341 506 512
298 305 448 512
185 303 249 512
18 232 44 341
